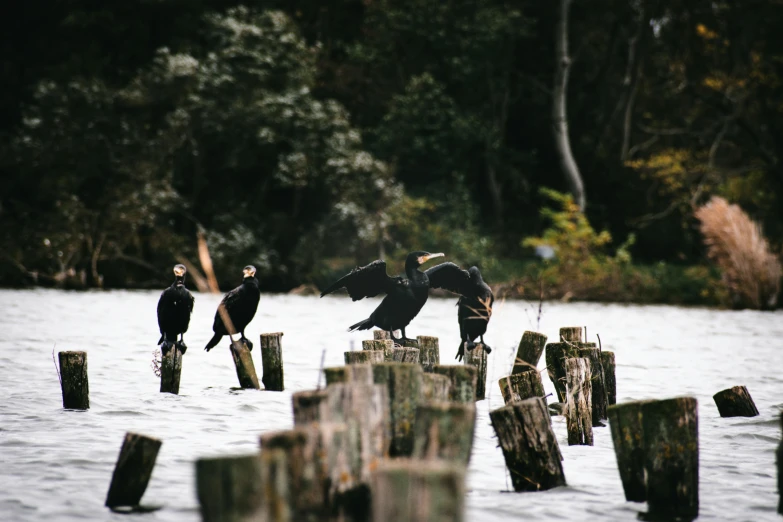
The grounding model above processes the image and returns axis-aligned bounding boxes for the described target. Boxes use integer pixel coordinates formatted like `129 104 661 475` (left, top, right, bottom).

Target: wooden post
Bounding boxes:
230 340 260 389
58 351 89 409
260 332 284 391
363 339 393 351
412 401 476 466
601 351 616 405
105 432 162 509
564 357 593 446
292 389 329 425
389 347 420 363
373 330 391 340
159 346 183 394
371 460 465 522
345 350 385 364
559 326 583 342
421 373 451 401
545 342 574 402
371 363 423 457
402 338 419 349
513 331 548 373
433 365 477 403
713 385 759 417
498 370 545 405
195 454 266 522
463 344 487 400
607 400 651 502
642 397 699 520
324 366 346 386
489 397 566 492
416 335 440 372
577 346 607 425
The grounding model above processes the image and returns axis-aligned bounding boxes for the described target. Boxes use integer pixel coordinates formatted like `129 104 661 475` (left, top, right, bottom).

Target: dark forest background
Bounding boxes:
2 1 782 305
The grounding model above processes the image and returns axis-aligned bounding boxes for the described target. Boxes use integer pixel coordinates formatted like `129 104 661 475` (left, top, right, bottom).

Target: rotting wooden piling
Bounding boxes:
417 335 440 372
422 373 451 401
388 347 420 363
565 357 593 446
195 454 267 522
513 331 548 373
545 341 596 403
363 339 394 351
345 350 385 364
58 351 89 409
105 432 162 510
159 346 182 394
463 345 487 400
373 330 391 340
607 400 652 502
230 339 260 389
713 385 759 417
323 366 346 386
498 370 545 405
601 351 616 405
577 346 607 425
371 460 465 522
489 397 565 492
412 401 476 466
260 332 284 391
292 389 329 425
372 363 423 457
559 326 583 342
433 365 477 403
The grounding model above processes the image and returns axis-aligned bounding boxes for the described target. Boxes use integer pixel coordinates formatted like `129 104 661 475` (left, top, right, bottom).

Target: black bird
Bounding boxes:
452 267 494 362
157 264 195 355
204 265 261 352
320 251 470 343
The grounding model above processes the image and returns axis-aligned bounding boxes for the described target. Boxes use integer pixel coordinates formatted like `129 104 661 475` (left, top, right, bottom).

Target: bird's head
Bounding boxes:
406 251 444 270
173 264 187 281
468 266 482 281
243 265 257 279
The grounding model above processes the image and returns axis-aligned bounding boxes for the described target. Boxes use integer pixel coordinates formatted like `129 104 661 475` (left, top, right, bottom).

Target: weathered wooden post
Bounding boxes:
416 335 440 372
105 432 162 510
577 346 607 425
421 373 451 401
195 454 267 522
373 330 391 340
713 385 759 417
564 357 593 446
363 339 394 351
489 397 566 492
412 401 476 466
601 351 616 405
642 397 699 520
545 341 596 403
463 345 487 400
389 346 420 363
260 332 284 391
498 370 545 405
433 365 477 403
371 460 465 522
513 331 548 373
230 340 260 389
607 400 651 502
58 351 89 409
559 326 583 342
372 363 423 457
323 366 346 386
292 389 329 425
345 350 385 364
159 346 183 394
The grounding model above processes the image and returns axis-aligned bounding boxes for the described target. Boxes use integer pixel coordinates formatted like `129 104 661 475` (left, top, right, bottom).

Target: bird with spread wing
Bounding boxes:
436 265 494 362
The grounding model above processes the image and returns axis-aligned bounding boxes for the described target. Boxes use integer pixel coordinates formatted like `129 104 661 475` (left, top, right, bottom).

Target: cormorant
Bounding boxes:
452 266 494 362
157 264 195 355
320 251 470 343
204 265 261 351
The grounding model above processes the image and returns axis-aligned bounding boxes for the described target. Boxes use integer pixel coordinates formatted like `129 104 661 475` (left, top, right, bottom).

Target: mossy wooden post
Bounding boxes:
463 345 488 400
433 365 477 403
371 460 465 522
345 350 385 364
389 347 420 363
498 370 545 405
371 363 423 457
323 366 346 386
578 346 607 425
642 397 699 520
230 340 260 389
260 332 284 391
544 342 572 402
363 339 393 351
196 454 266 522
421 373 451 401
373 330 391 340
607 400 650 502
58 351 89 409
564 357 593 446
777 412 782 516
513 331 548 373
292 389 329 425
559 326 583 342
601 351 616 405
416 335 440 372
159 346 183 395
412 402 476 466
489 397 565 492
105 432 162 510
713 385 759 417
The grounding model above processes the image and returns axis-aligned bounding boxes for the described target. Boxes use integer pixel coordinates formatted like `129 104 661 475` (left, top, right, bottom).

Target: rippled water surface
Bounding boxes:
0 289 781 521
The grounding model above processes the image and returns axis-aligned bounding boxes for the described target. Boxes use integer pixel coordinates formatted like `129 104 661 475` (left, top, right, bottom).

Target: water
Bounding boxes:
0 289 781 521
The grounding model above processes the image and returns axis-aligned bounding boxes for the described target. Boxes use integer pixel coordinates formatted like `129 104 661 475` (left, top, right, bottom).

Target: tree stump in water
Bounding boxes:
433 365 477 403
389 347 420 363
58 351 89 409
372 363 423 457
642 397 699 520
607 400 651 502
490 397 565 492
513 331 548 373
577 346 607 425
159 346 182 394
545 341 596 403
713 385 759 417
230 339 260 389
463 345 488 400
345 350 385 364
195 454 267 522
373 330 391 340
601 351 616 405
422 373 451 401
412 401 476 466
371 460 465 522
260 332 284 391
417 335 440 372
105 432 162 510
559 326 583 342
292 389 329 425
565 357 593 446
498 370 545 405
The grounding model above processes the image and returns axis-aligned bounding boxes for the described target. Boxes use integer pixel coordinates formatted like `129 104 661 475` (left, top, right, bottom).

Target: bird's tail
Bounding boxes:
204 333 222 352
348 317 374 332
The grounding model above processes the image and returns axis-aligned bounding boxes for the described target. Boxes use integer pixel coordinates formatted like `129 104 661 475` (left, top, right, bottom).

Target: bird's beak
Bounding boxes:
243 269 255 278
173 267 185 277
418 252 445 265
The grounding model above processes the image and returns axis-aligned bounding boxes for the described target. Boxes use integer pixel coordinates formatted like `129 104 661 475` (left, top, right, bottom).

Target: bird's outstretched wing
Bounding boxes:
320 260 401 301
425 262 471 296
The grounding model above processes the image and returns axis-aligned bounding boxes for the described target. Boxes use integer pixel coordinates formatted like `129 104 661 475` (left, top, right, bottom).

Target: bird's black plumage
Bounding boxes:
320 251 447 343
157 264 195 355
453 267 494 361
204 265 261 351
